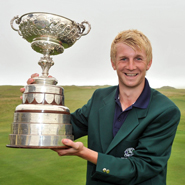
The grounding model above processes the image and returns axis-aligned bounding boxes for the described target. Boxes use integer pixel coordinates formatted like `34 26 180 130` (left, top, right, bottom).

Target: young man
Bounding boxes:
24 30 180 185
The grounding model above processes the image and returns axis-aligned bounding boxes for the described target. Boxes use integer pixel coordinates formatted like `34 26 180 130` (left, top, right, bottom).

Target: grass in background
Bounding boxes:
0 85 184 185
156 87 185 185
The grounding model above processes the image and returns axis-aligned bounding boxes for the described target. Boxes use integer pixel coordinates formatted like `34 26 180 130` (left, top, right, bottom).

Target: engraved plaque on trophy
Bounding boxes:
6 12 91 148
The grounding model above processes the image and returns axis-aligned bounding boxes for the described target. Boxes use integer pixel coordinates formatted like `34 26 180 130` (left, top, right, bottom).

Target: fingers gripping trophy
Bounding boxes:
7 12 91 149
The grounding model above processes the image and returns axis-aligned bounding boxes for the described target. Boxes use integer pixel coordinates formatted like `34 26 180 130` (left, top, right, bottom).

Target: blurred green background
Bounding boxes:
0 86 184 185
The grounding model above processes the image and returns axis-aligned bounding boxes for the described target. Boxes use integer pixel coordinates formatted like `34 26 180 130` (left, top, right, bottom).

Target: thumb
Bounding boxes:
62 139 73 147
62 139 83 151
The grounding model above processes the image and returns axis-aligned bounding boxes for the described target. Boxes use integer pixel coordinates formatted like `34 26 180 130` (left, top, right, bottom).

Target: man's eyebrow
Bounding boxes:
135 54 144 58
135 55 147 60
118 55 127 58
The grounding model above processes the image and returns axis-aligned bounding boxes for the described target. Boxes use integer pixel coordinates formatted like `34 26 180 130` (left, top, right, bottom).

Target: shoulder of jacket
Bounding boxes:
150 88 179 110
93 86 117 96
95 86 117 93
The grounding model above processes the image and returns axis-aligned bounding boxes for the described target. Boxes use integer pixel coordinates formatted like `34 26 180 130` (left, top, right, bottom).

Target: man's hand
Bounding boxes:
20 73 53 93
52 139 98 165
20 73 39 98
52 139 84 156
27 73 40 84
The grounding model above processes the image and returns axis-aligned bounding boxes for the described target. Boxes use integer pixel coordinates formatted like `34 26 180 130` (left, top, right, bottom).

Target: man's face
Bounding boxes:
111 42 152 90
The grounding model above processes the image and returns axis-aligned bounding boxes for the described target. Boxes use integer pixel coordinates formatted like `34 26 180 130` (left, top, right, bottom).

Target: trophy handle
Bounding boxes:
10 15 22 36
79 21 91 36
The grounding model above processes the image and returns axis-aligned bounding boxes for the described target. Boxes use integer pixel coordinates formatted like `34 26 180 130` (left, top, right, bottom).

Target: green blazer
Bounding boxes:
71 86 181 185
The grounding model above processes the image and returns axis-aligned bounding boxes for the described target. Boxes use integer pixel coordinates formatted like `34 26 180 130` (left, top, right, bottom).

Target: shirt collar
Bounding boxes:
115 78 151 109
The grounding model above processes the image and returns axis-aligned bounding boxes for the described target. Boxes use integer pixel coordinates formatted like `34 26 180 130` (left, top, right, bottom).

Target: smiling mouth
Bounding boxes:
125 73 138 77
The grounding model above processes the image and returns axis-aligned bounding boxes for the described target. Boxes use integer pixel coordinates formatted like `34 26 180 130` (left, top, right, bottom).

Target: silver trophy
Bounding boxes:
6 12 91 148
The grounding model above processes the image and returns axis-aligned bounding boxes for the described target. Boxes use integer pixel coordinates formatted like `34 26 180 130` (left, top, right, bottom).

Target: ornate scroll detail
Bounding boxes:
13 13 91 52
38 55 54 77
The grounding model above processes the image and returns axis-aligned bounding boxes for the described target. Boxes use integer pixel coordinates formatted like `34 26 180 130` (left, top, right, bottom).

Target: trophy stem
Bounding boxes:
38 54 54 77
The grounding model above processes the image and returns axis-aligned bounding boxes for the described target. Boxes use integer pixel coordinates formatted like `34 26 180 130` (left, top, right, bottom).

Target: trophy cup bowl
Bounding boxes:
7 12 91 149
11 12 91 55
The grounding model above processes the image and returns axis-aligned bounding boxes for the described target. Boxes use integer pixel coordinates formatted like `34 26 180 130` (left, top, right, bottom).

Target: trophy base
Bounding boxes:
6 145 71 149
7 134 74 149
7 83 74 149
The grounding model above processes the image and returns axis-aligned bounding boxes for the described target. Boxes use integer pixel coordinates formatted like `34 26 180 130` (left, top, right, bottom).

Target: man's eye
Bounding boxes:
136 57 142 61
121 58 127 61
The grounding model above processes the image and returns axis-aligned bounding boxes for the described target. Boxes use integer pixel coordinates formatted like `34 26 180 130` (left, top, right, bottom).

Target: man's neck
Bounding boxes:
118 81 145 111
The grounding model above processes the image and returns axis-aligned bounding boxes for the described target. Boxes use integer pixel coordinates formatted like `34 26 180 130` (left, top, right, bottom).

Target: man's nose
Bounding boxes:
126 60 136 70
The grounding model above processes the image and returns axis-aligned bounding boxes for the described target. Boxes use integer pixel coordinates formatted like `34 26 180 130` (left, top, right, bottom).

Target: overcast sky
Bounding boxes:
1 0 185 88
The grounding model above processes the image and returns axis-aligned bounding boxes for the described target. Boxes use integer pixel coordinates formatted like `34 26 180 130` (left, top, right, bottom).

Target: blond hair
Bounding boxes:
111 29 152 63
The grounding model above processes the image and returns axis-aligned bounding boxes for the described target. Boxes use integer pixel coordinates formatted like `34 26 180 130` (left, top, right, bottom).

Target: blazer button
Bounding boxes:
106 169 110 174
103 168 106 172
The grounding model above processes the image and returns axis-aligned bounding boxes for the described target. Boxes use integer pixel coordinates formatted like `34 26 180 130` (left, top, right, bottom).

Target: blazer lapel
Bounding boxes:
99 88 116 153
105 107 149 154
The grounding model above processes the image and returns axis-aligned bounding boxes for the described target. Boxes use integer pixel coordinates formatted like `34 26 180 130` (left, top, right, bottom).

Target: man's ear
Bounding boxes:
146 60 152 70
111 59 116 70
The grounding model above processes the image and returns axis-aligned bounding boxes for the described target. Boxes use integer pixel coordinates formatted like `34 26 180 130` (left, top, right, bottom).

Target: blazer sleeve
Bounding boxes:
92 105 181 184
70 89 97 140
